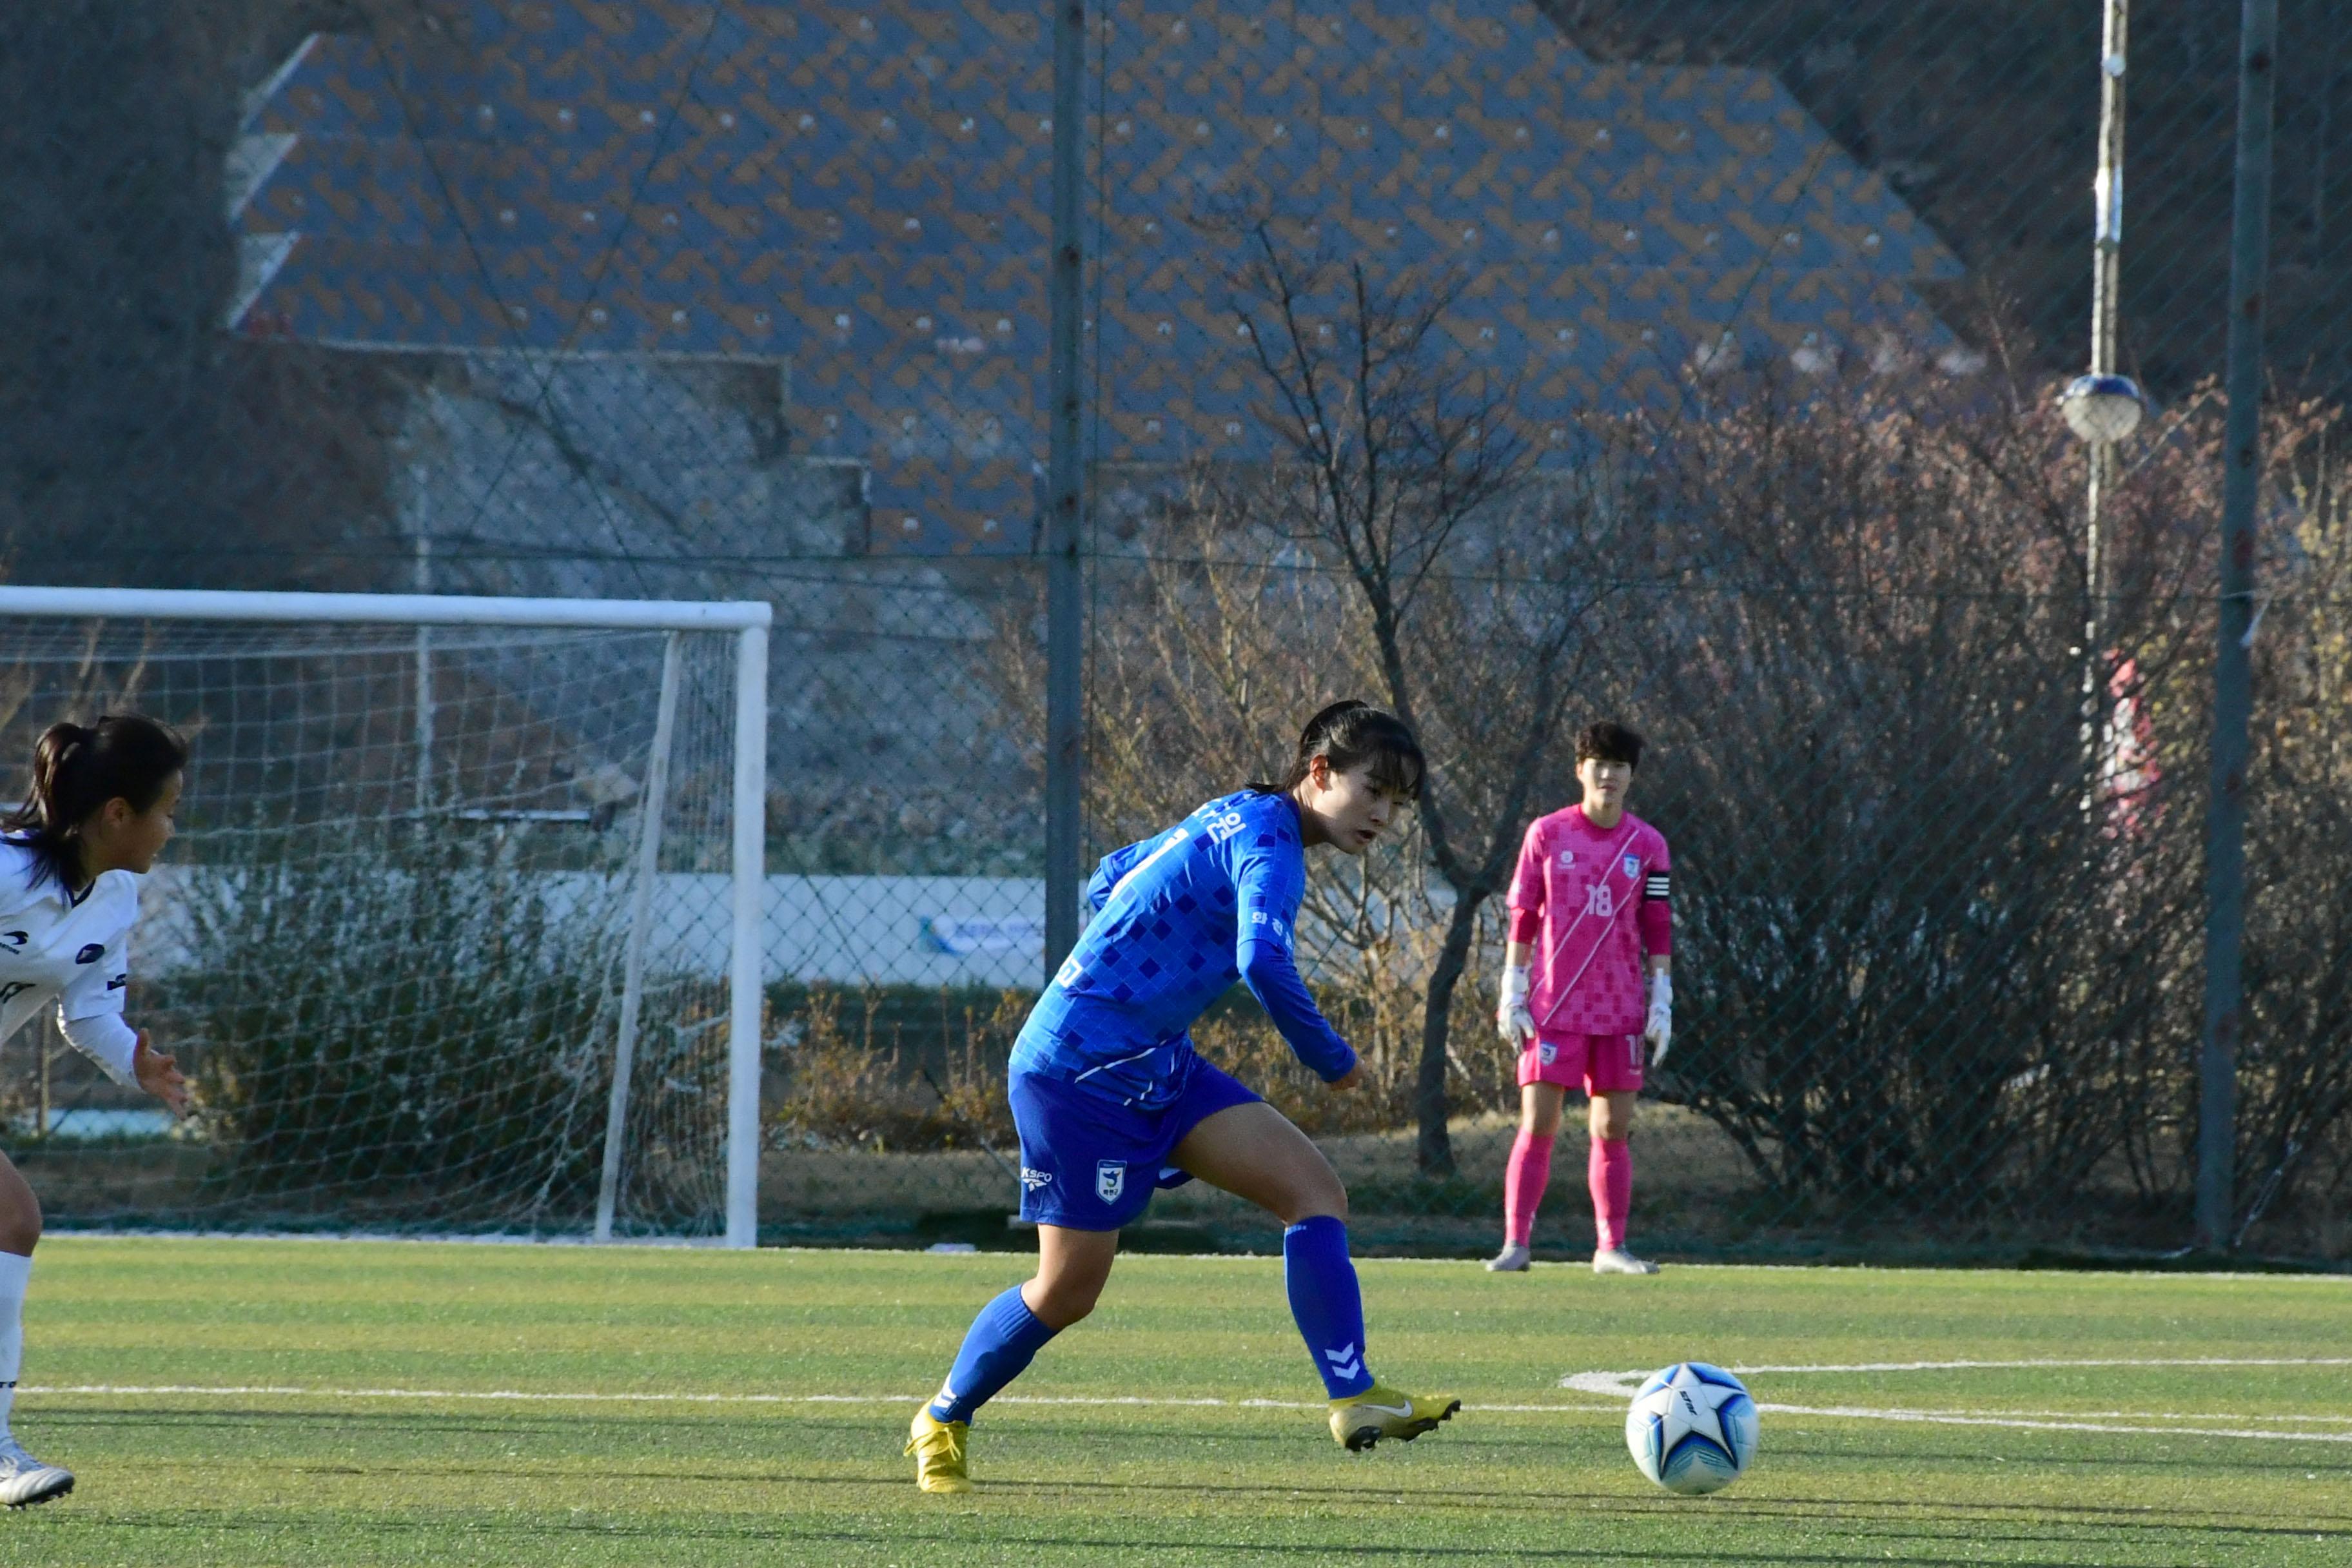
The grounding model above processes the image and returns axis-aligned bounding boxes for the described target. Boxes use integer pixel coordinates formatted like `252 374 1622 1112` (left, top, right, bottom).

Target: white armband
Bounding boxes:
59 1010 139 1087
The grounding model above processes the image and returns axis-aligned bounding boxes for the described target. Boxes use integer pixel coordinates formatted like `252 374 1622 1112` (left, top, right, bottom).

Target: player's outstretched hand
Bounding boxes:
1642 974 1673 1069
1327 1062 1365 1092
133 1030 190 1117
1496 966 1536 1047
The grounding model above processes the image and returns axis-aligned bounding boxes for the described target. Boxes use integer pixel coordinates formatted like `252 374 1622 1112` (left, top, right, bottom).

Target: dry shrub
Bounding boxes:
766 964 1518 1153
174 824 634 1226
770 985 1026 1152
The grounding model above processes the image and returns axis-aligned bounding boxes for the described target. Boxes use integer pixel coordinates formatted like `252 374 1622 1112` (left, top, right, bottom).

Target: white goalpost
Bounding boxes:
0 587 769 1247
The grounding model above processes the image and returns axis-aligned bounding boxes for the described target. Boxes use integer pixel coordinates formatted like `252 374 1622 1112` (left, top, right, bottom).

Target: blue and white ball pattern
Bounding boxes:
1625 1362 1758 1494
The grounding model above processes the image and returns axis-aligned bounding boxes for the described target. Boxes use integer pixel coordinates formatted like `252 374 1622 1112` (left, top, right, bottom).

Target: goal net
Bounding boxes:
0 588 768 1244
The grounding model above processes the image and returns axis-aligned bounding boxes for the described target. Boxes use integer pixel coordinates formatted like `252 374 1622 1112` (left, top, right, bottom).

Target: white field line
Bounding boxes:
23 1372 2352 1444
40 1239 2352 1286
17 1383 1597 1416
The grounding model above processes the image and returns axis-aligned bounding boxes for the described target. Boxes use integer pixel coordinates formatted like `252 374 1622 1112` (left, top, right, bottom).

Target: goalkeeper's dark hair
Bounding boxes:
6 714 188 890
1576 720 1646 770
1250 700 1425 800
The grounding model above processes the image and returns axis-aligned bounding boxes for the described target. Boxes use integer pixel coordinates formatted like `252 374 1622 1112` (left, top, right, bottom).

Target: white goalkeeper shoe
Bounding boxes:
0 1438 74 1508
1591 1246 1660 1276
1482 1243 1531 1273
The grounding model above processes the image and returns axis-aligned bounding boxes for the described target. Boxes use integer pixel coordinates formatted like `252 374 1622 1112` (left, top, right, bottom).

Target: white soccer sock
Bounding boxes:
0 1249 28 1439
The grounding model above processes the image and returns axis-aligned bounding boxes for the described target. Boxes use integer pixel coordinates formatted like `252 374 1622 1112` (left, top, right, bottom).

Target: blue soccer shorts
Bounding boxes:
1008 1055 1261 1230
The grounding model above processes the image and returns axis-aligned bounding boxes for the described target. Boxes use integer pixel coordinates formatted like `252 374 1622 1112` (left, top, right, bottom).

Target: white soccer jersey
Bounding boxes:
0 838 140 1084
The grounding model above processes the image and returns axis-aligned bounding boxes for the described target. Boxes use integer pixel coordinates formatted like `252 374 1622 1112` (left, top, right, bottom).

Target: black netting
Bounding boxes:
3 0 2344 1259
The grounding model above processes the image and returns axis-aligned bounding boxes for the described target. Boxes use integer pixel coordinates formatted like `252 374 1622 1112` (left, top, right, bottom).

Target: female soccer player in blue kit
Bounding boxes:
906 701 1459 1492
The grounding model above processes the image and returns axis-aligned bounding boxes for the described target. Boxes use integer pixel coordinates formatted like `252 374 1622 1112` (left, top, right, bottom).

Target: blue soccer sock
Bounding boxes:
1284 1215 1375 1398
926 1284 1061 1425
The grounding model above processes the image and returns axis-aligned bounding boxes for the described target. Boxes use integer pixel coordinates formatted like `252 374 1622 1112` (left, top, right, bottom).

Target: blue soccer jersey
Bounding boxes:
1012 790 1357 1106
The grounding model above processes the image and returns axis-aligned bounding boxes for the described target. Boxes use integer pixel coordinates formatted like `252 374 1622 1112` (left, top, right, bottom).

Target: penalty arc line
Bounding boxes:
1563 1357 2352 1400
1561 1359 2352 1444
1745 1405 2352 1444
1758 1404 2352 1424
1722 1357 2352 1374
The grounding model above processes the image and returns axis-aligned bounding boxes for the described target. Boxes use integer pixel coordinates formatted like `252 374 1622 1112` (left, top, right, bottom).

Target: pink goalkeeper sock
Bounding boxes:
1591 1136 1632 1251
1502 1127 1553 1246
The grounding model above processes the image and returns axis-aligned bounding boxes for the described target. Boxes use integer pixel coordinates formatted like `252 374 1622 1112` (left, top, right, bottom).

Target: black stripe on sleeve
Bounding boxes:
1644 874 1671 901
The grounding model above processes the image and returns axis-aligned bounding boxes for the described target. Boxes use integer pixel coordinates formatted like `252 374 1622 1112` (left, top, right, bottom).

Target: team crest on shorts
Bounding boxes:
1538 1040 1558 1065
1095 1161 1126 1202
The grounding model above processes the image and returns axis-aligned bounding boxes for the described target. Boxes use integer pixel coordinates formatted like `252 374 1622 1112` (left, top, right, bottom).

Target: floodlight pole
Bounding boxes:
1043 0 1086 981
2078 0 2130 813
2200 0 2279 1253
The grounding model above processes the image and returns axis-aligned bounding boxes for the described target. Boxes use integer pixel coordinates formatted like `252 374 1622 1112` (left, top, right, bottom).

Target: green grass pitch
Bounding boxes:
3 1237 2348 1565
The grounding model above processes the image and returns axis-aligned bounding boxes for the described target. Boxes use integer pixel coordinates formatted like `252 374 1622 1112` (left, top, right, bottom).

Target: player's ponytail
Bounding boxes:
1249 700 1425 801
6 714 188 889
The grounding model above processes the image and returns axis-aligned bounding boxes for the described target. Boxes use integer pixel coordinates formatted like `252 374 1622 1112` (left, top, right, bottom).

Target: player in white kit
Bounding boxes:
1486 721 1672 1275
0 716 190 1507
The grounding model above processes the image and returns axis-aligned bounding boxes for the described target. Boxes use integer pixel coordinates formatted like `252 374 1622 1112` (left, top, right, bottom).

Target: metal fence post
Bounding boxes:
2200 0 2279 1253
1044 0 1086 981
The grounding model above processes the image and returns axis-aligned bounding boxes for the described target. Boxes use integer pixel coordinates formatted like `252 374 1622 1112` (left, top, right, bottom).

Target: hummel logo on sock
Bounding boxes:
1322 1344 1364 1381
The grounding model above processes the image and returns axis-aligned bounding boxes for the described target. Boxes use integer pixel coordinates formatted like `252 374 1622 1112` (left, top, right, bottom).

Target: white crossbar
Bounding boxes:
0 586 771 632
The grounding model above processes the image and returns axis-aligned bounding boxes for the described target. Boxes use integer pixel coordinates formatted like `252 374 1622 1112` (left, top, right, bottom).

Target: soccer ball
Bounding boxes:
1625 1362 1758 1495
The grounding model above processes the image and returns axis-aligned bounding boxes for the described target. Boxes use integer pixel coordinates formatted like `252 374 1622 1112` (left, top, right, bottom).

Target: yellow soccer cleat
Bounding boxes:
905 1409 974 1493
1328 1384 1462 1452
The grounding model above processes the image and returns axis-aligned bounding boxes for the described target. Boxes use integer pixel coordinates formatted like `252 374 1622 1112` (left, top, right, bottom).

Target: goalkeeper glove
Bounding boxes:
1496 964 1536 1046
1642 973 1673 1067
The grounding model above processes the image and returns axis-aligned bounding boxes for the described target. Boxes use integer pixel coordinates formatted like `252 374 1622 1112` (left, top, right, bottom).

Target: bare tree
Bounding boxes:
1041 492 1452 1129
1225 230 1629 1173
2233 397 2352 1244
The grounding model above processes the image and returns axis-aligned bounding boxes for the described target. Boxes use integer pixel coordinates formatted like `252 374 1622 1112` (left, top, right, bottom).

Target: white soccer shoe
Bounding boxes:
1592 1246 1660 1276
0 1438 74 1509
1483 1243 1532 1273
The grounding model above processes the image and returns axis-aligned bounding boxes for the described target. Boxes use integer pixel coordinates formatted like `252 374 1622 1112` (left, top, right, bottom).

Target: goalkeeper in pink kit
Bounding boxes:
1486 721 1672 1275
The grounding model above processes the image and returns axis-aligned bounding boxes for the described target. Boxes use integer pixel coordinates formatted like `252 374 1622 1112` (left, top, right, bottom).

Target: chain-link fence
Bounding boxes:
2 0 2346 1260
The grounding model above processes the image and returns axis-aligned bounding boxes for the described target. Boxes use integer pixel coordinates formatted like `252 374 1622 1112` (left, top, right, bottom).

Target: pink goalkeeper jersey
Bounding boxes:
1505 807 1672 1035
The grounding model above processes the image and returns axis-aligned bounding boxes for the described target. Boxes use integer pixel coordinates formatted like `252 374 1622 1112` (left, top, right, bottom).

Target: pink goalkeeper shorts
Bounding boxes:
1518 1032 1644 1095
